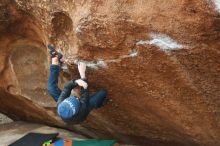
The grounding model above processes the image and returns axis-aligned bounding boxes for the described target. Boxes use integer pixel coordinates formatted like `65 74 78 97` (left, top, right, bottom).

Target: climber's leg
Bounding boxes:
48 57 62 102
89 89 108 110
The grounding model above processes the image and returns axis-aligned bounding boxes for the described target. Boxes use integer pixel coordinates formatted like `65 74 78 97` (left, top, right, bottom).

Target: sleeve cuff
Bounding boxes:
73 80 78 87
81 78 88 83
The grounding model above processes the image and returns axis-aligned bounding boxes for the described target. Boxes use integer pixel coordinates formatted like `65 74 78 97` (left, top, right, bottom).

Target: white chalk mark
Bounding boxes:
61 64 68 70
97 60 108 68
129 49 138 57
136 40 149 45
137 33 186 51
72 49 138 69
85 62 99 69
73 59 107 70
61 64 71 73
149 34 184 50
212 0 220 12
75 25 82 33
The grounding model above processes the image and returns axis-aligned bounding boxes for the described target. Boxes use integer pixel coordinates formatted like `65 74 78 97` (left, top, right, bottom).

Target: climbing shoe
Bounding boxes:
47 44 63 62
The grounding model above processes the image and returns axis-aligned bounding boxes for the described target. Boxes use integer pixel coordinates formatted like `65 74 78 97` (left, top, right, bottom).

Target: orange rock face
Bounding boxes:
0 0 220 145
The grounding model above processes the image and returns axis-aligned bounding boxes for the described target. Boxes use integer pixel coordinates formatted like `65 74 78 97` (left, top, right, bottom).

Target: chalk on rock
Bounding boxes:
212 0 220 13
97 60 107 68
149 33 185 50
75 25 82 33
137 33 186 51
129 49 138 57
61 64 70 74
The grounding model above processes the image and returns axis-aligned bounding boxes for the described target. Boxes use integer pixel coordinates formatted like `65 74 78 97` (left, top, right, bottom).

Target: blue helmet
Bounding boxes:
57 96 80 120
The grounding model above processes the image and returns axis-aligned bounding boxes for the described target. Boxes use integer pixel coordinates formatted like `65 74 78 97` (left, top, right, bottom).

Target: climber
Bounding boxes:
47 44 108 124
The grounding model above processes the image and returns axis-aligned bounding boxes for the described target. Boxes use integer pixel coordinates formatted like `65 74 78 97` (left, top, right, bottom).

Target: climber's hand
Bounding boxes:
78 62 86 79
75 79 88 89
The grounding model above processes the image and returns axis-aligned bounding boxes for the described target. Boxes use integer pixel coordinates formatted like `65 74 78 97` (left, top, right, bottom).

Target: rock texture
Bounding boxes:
0 113 12 124
0 0 220 146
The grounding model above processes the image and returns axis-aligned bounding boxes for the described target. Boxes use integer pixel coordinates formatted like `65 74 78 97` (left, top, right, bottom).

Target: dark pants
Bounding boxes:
48 65 107 109
89 89 107 110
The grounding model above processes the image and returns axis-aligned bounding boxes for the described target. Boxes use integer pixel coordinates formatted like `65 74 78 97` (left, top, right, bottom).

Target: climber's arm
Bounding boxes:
76 62 89 108
78 80 89 104
57 80 78 105
48 57 61 102
77 81 90 122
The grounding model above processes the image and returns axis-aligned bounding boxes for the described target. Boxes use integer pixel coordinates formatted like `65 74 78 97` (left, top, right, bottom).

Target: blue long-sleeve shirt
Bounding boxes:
48 65 91 124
